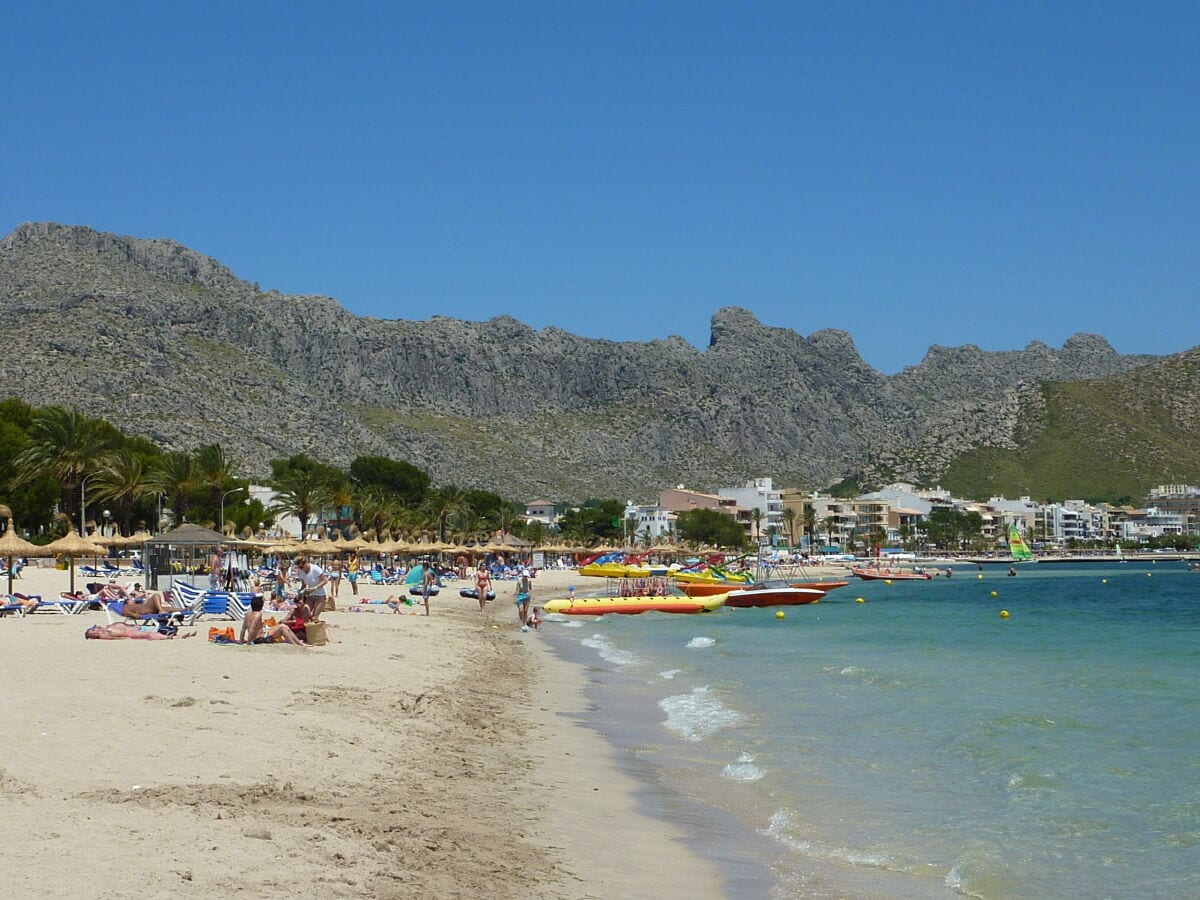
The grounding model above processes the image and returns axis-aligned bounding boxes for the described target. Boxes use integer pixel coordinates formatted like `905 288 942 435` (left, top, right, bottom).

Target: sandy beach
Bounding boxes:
0 564 724 899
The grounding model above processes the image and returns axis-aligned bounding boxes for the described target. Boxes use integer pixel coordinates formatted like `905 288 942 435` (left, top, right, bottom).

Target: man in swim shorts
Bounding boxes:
240 596 308 647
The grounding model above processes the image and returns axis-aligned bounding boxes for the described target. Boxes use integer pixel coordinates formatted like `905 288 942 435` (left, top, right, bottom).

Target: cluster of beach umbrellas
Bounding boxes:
0 506 714 600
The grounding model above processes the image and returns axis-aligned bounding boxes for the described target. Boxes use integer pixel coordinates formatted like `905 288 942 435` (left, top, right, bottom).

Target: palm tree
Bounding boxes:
11 406 118 523
781 507 797 547
92 449 156 534
152 451 200 525
750 507 764 544
353 486 387 536
451 507 485 544
491 500 524 541
327 479 354 538
270 466 335 538
870 525 887 556
195 444 237 520
524 520 548 547
424 487 466 542
803 507 817 552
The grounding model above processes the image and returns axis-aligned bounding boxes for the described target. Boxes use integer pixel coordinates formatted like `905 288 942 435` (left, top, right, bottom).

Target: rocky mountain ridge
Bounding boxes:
0 223 1165 499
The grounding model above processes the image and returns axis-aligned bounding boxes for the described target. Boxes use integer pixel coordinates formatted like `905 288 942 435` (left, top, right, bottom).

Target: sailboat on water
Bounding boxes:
1008 525 1035 564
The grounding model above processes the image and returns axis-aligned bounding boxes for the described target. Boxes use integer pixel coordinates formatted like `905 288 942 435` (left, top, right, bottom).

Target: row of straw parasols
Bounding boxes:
0 509 157 594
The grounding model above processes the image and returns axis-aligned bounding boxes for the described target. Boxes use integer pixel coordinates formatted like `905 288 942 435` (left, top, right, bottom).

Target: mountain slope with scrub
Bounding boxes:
0 222 1173 500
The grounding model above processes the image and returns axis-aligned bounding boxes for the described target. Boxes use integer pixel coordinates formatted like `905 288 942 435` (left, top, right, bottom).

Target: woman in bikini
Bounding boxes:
474 563 491 613
85 623 195 640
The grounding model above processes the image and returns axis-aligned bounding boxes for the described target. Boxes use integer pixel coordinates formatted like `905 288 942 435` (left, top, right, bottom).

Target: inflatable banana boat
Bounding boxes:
543 594 726 615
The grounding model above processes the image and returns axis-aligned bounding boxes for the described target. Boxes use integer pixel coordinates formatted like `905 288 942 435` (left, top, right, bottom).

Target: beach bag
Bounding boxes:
305 621 329 646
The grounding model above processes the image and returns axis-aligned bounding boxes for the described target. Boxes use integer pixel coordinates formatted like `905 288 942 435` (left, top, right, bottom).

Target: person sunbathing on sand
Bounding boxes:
85 623 195 640
240 596 310 647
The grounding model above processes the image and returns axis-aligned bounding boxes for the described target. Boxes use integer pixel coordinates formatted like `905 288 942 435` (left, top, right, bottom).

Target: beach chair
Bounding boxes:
104 600 192 628
22 593 91 615
168 580 205 616
1 597 27 617
79 565 108 578
192 591 245 622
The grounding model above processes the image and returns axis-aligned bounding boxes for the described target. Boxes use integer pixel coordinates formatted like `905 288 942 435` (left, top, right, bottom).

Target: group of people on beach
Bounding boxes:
78 547 542 643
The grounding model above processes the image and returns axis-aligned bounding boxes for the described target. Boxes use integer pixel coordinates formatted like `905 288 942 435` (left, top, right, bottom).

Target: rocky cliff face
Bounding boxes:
0 223 1164 498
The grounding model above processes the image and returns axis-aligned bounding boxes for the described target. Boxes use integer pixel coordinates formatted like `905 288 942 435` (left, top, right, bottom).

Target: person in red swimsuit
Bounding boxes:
280 598 312 643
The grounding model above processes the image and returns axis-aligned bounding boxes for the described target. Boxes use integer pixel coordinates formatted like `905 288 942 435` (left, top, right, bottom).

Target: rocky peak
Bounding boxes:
1062 333 1115 354
708 306 764 347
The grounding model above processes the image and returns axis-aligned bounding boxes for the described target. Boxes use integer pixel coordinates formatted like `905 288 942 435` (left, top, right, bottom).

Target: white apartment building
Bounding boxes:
1120 507 1186 541
524 500 558 527
622 502 676 541
719 478 783 539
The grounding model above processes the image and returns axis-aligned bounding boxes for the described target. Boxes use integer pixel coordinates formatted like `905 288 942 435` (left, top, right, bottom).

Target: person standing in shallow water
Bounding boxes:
515 569 532 626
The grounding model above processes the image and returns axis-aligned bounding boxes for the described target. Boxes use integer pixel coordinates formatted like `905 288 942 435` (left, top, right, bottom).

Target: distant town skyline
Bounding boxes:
4 2 1198 373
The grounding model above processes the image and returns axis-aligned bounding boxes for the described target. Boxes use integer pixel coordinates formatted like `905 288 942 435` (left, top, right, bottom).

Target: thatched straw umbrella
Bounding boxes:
42 515 110 594
0 505 49 595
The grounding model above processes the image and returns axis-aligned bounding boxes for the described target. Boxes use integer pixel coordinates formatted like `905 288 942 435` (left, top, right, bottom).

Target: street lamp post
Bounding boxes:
220 487 246 535
80 472 101 536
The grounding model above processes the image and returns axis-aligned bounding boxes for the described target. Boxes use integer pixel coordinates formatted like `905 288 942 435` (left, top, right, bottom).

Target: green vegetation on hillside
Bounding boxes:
943 356 1200 502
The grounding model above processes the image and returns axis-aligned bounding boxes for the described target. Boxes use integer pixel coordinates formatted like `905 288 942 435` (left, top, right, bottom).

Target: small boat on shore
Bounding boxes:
543 594 725 615
852 567 932 581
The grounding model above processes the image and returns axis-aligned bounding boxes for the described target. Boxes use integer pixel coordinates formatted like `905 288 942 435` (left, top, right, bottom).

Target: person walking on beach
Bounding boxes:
515 569 532 627
347 554 359 595
474 562 491 612
420 560 436 616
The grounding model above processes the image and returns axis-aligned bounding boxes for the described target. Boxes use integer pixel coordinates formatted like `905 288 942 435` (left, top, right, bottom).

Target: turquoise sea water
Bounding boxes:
545 562 1200 898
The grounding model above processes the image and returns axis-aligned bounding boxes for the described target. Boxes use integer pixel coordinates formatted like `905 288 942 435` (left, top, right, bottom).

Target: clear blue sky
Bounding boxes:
4 2 1198 372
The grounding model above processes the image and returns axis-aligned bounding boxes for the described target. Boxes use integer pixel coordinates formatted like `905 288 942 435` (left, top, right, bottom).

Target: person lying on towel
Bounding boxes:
85 623 195 640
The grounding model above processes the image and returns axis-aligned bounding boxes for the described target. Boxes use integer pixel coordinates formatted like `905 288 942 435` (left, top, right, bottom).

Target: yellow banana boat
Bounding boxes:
543 594 726 615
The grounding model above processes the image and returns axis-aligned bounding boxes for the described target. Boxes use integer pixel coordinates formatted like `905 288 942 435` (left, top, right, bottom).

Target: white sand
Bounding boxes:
0 563 725 898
